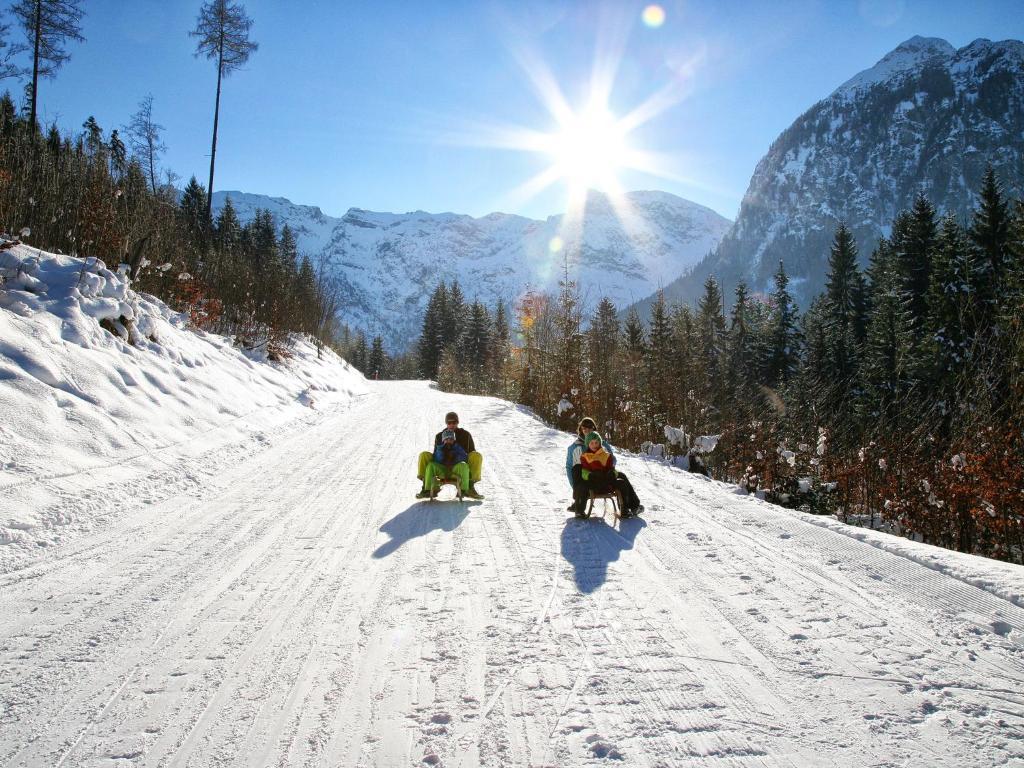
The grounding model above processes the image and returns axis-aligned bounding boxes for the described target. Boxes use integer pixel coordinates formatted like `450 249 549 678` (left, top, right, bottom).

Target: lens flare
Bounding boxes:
549 236 564 253
641 4 666 28
545 102 628 192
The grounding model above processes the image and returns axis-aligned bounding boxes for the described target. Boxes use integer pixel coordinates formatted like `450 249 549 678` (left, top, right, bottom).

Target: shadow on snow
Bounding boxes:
560 514 647 594
372 500 479 558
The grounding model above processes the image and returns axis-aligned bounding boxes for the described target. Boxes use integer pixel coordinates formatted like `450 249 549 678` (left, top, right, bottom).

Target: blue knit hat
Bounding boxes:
442 429 456 442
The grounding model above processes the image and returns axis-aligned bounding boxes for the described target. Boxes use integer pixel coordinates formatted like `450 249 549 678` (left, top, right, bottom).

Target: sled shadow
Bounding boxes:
560 514 647 594
372 501 477 558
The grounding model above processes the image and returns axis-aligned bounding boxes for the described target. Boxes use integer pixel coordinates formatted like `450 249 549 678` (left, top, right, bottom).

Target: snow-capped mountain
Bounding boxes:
655 36 1024 311
212 190 731 349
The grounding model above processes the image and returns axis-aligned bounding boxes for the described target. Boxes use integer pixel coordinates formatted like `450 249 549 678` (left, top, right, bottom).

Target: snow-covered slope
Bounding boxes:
212 189 731 348
1 376 1023 765
3 262 1024 763
658 36 1024 310
0 244 368 563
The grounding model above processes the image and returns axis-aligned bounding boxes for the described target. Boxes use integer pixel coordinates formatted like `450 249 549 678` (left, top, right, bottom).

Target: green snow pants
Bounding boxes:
422 461 470 493
417 450 483 483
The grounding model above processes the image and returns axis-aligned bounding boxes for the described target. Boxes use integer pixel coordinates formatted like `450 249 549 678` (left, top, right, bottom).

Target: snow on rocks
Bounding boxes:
0 243 367 569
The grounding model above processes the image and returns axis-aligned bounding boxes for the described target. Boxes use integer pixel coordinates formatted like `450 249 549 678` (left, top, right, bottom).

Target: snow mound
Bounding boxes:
0 243 367 566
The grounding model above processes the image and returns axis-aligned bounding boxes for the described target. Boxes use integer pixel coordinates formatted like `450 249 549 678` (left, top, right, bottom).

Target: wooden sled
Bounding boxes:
429 477 464 502
587 488 622 518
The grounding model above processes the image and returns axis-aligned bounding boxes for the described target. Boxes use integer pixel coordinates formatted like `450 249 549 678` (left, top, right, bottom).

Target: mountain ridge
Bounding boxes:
642 35 1024 315
212 189 732 349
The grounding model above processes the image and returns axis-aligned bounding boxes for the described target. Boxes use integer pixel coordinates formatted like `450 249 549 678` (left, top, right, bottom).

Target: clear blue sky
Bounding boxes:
12 0 1024 222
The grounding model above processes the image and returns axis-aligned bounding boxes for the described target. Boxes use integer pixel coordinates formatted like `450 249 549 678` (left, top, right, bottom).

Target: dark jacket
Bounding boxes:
434 427 475 454
433 441 468 468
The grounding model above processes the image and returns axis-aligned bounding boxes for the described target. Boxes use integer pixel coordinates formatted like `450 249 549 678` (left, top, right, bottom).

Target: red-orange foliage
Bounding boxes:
880 427 1024 563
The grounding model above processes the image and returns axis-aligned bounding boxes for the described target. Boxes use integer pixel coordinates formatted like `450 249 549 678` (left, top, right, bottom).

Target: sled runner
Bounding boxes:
587 488 622 518
428 477 464 502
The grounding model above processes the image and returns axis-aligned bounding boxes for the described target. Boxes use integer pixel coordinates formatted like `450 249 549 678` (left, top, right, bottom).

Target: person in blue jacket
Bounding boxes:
565 416 641 517
417 429 470 498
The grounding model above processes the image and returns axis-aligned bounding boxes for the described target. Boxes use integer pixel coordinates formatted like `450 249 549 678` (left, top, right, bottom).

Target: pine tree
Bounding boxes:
588 297 620 439
645 290 674 430
350 331 368 373
191 0 257 224
444 280 466 356
368 336 387 380
179 176 209 245
624 306 645 355
11 0 85 131
279 224 297 271
926 214 978 428
822 223 867 409
463 300 491 392
107 129 126 178
696 275 727 418
762 260 801 389
969 165 1011 333
418 282 447 379
727 281 760 397
490 299 511 396
81 114 102 155
214 195 240 254
861 237 914 428
553 276 583 425
894 194 938 335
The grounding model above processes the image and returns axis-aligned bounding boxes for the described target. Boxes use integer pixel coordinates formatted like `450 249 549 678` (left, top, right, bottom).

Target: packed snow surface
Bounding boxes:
2 247 1024 766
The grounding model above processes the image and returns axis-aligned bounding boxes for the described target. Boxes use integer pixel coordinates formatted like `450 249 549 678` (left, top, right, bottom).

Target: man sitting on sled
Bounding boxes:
417 429 470 499
416 411 484 499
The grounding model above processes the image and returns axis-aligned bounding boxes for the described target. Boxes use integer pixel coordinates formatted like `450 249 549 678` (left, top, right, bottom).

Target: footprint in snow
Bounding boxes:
991 620 1012 637
586 734 623 760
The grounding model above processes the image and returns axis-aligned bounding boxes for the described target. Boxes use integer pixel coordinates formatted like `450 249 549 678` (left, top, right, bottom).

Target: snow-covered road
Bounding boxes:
2 381 1023 767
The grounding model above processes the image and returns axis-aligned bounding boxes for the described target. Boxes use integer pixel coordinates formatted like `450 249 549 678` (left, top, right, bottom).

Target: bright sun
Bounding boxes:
545 103 630 193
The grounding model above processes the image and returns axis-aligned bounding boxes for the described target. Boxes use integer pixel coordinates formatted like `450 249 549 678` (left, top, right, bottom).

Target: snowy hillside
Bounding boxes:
3 259 1024 764
658 36 1024 310
0 243 368 565
212 189 731 349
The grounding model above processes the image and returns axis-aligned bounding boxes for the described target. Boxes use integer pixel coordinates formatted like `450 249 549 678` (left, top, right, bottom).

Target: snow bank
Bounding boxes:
0 244 367 565
792 511 1024 610
642 447 1024 611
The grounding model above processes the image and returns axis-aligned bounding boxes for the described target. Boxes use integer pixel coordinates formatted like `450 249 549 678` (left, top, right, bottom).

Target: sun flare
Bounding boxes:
544 103 630 194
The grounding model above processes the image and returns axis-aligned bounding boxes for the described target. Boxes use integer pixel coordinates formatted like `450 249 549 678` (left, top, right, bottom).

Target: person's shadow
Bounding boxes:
560 514 647 594
372 501 477 558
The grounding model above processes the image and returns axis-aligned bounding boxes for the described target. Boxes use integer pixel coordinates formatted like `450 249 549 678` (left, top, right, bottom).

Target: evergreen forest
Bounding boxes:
417 171 1024 565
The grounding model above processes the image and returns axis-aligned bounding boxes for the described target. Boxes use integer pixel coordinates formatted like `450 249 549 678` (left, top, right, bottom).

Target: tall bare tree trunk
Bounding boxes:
205 31 224 226
29 0 41 132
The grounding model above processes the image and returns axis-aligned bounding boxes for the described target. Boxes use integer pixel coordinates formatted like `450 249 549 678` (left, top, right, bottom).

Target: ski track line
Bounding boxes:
272 430 419 765
0 391 367 494
463 410 807 767
477 436 705 767
558 519 743 768
627 468 1023 766
0 476 303 766
667 477 1024 686
0 395 366 582
632 493 953 766
146 396 390 766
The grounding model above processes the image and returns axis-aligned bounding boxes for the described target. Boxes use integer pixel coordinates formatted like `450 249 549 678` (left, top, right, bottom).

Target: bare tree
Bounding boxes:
190 0 257 225
125 95 167 194
0 16 26 80
10 0 85 130
313 253 340 358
